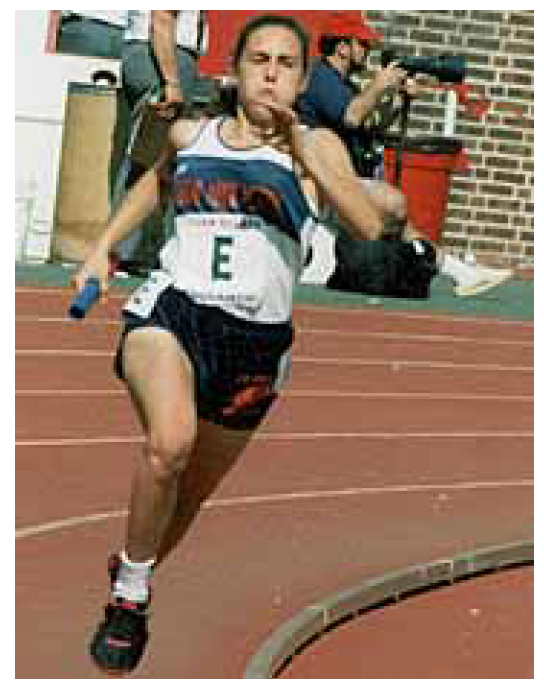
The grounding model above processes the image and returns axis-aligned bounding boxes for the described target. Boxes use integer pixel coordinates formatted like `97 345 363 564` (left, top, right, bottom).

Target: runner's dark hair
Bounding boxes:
232 14 311 73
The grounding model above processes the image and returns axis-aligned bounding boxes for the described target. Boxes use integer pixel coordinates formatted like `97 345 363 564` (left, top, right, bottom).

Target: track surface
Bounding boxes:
15 287 534 679
279 566 533 679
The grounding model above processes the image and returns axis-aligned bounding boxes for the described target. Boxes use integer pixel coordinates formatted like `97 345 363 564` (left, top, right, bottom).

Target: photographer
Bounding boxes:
297 14 512 298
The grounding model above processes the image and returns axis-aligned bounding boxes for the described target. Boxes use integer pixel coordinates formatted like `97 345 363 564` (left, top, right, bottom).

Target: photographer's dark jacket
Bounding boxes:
296 58 374 176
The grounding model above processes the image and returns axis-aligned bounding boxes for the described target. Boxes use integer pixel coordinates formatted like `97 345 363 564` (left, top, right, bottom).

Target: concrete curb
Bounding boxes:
244 539 534 678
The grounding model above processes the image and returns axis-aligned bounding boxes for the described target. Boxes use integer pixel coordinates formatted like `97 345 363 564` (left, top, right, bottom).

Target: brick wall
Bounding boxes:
364 10 534 267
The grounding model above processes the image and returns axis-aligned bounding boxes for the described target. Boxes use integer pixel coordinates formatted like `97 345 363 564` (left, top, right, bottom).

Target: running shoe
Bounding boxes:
89 555 150 676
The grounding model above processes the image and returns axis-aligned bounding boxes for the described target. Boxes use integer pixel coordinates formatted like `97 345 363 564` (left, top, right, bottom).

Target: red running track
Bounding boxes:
279 566 533 679
15 286 534 678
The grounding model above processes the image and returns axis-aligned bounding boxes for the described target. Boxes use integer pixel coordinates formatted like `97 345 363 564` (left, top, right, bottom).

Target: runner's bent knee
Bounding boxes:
145 423 197 482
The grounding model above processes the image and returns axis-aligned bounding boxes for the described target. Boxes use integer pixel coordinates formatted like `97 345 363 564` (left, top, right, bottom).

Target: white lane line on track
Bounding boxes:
15 431 534 447
16 286 534 327
15 478 534 540
18 349 111 356
293 302 534 326
16 316 120 325
15 316 534 347
15 389 534 402
295 356 534 372
17 436 145 447
301 328 533 347
15 349 534 372
17 390 126 396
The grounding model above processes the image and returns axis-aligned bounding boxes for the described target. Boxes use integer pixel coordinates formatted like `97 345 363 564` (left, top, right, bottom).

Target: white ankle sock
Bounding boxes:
440 253 483 286
112 551 155 603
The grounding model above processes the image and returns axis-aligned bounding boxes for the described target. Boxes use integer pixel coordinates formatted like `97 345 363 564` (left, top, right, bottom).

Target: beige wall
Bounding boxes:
50 86 117 262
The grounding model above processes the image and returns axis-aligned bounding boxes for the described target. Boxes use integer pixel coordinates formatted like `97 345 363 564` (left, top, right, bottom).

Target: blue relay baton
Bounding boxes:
68 277 101 319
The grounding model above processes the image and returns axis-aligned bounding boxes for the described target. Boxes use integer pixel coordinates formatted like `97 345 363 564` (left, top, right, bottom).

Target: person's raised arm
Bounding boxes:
366 75 427 133
254 97 384 240
298 128 385 240
343 63 407 129
150 10 183 118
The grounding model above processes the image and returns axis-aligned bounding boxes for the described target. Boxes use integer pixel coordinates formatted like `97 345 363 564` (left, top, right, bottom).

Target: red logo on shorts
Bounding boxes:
222 376 274 417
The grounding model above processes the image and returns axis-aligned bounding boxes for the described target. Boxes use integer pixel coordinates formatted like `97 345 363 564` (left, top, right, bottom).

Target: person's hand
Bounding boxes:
71 246 112 301
250 98 297 133
154 82 184 120
249 98 307 160
374 62 408 93
402 75 426 98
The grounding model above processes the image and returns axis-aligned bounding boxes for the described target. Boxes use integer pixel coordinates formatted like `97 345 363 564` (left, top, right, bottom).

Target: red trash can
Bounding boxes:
383 136 470 243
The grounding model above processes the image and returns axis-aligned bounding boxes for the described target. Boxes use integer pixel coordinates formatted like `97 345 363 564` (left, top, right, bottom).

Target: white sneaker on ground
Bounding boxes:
454 267 514 297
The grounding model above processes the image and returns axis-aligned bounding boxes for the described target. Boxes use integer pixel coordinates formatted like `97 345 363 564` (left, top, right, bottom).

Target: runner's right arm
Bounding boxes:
72 119 202 295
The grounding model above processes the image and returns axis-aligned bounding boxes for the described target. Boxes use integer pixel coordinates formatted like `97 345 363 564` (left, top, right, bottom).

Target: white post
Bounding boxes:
444 88 458 137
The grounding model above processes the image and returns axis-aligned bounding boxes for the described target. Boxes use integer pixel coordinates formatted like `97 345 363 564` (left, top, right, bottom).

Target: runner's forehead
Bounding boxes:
243 26 303 61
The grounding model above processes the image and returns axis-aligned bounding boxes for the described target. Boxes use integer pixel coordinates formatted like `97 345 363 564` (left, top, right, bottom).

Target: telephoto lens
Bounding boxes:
381 49 466 84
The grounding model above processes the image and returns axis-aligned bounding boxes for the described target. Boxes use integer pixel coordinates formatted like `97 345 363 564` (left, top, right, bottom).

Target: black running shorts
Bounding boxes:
114 284 293 430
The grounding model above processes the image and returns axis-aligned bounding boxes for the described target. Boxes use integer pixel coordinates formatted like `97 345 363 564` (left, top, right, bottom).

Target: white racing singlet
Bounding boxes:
157 117 319 324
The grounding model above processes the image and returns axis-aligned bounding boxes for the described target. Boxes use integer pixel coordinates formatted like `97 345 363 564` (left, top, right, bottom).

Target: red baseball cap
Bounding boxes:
322 12 383 45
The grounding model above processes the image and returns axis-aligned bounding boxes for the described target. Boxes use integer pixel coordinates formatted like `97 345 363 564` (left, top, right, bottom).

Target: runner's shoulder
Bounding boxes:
169 116 210 150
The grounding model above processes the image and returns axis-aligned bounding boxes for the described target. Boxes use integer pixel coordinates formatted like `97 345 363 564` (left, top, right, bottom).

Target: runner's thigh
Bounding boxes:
121 327 197 441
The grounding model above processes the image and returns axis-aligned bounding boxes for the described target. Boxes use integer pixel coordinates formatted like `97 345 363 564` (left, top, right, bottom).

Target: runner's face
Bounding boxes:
236 25 306 126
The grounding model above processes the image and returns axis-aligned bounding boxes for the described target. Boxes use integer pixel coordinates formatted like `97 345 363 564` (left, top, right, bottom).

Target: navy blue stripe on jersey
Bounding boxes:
169 155 314 244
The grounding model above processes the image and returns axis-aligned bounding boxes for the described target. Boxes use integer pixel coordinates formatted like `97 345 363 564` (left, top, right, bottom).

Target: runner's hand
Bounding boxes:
249 98 307 160
71 247 112 301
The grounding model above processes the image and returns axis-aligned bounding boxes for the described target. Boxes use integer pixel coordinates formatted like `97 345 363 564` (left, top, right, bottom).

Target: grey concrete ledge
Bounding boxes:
244 539 534 679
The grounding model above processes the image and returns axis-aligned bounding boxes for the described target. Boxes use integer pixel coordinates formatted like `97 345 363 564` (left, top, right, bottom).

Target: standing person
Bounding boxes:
73 13 394 676
56 11 129 60
297 14 513 298
122 10 207 119
112 10 208 274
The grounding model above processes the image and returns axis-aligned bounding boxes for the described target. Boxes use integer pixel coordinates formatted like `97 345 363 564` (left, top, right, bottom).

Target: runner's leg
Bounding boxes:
121 327 197 562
